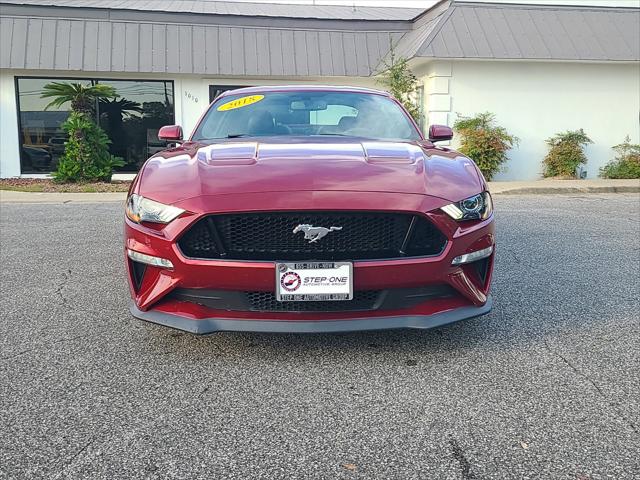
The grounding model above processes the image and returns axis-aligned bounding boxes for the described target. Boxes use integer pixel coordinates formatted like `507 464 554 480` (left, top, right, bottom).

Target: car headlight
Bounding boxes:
441 192 492 221
125 194 185 224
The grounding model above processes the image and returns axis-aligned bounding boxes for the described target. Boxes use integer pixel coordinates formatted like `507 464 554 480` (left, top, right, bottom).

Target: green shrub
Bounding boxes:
42 81 123 182
599 136 640 179
377 47 421 123
542 129 592 178
53 112 124 183
453 112 518 181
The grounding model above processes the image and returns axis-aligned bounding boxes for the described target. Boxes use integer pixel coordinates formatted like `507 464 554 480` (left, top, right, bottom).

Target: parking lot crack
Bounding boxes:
449 438 476 479
543 339 638 435
55 269 72 307
50 435 97 479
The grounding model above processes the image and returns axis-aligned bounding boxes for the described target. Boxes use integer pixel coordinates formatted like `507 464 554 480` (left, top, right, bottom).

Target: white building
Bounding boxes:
1 0 638 180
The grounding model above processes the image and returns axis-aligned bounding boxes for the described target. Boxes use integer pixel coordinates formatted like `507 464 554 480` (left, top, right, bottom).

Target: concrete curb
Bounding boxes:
487 179 640 195
490 186 640 195
1 180 638 203
0 191 126 204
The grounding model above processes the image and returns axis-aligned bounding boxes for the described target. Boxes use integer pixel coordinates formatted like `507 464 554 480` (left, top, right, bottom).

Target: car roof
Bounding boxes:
216 85 391 98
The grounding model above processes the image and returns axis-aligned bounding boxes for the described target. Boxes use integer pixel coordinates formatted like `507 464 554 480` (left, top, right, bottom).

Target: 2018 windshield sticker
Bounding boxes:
217 95 265 111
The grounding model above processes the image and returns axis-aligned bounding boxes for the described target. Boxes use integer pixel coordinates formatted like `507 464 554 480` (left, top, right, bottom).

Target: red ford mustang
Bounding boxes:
124 86 494 334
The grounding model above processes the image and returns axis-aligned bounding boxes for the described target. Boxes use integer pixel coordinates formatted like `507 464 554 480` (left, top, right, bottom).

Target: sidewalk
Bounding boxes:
1 179 638 203
488 179 640 195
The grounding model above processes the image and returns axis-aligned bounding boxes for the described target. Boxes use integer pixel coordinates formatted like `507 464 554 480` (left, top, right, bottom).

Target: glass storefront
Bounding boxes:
16 77 174 173
16 78 91 173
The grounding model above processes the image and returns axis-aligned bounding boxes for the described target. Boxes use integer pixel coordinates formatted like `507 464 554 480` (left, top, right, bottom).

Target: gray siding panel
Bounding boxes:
191 25 205 74
39 19 57 69
342 32 358 76
293 30 309 76
230 27 244 76
329 32 345 76
255 29 270 76
25 18 42 69
178 25 192 74
204 26 219 75
318 31 333 76
10 18 27 68
124 22 140 72
54 19 71 69
165 24 179 73
243 28 258 76
365 32 382 74
152 23 166 73
95 21 111 71
83 20 99 71
269 30 284 76
353 32 369 76
138 22 153 73
218 27 232 75
306 31 321 76
68 20 85 70
280 29 295 76
0 18 13 68
110 22 125 71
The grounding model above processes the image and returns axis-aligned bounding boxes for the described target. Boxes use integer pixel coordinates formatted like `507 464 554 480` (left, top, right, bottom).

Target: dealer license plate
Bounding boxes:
276 262 353 301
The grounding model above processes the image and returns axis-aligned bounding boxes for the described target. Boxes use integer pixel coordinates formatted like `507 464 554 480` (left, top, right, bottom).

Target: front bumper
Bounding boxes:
131 296 492 334
125 191 495 334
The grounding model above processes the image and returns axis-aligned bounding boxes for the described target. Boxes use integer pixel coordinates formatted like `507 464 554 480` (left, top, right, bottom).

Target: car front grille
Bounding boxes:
168 285 456 313
245 290 381 312
178 211 447 261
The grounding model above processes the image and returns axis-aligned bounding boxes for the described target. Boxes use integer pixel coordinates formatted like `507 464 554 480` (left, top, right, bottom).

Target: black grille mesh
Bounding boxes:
178 211 447 261
179 219 218 258
245 290 381 312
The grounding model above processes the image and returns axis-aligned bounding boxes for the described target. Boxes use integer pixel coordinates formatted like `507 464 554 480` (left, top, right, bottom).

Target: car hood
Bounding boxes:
137 137 483 204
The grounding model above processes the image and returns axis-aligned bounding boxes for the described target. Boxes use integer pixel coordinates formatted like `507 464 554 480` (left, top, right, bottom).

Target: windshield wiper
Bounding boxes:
226 133 251 138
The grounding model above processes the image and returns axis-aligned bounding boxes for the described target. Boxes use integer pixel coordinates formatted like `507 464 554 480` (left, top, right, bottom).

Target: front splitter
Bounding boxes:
130 297 492 334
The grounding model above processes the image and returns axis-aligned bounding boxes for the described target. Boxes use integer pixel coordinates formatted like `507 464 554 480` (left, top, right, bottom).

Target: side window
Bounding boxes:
310 105 357 126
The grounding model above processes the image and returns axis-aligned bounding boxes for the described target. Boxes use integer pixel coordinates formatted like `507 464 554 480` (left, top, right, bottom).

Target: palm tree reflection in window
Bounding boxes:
99 98 143 170
99 93 174 171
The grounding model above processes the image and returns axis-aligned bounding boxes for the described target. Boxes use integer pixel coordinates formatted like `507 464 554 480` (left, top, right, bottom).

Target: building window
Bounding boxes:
97 80 174 172
15 77 175 174
209 85 252 103
16 78 91 173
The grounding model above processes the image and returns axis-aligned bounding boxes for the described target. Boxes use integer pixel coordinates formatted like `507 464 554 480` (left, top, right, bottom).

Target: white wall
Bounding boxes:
421 60 640 180
0 70 21 178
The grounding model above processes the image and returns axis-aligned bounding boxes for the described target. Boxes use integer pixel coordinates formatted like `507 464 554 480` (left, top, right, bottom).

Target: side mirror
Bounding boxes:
428 124 453 142
158 125 183 142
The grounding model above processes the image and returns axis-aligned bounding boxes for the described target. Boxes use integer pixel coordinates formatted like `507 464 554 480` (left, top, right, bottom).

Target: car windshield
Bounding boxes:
192 91 421 142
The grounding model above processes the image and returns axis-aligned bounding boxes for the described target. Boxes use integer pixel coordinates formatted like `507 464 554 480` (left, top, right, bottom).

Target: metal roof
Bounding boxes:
0 0 425 21
0 13 404 76
403 1 640 61
1 0 638 77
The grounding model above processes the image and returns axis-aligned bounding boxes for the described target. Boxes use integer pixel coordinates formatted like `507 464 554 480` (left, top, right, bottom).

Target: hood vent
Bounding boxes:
197 143 258 165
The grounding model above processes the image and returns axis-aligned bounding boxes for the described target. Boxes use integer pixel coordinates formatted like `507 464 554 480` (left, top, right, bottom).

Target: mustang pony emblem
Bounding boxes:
293 224 342 243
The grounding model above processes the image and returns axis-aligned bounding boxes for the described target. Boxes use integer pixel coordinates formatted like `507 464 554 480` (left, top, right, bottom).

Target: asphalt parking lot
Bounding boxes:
1 194 639 479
